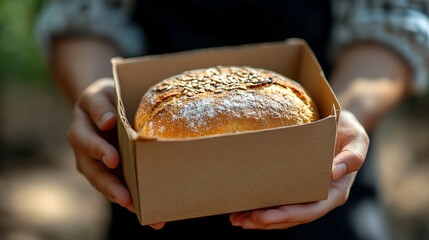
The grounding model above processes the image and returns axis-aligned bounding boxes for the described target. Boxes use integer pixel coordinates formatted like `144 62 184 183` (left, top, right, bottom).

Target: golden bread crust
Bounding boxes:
134 66 319 139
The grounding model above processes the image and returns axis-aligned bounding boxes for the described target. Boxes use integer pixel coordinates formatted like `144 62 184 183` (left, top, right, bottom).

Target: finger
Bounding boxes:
77 154 132 208
242 203 324 229
229 211 253 226
68 107 120 169
231 209 265 223
256 203 318 225
232 201 326 228
332 110 369 180
241 217 269 229
235 208 299 229
241 209 289 229
236 173 355 230
149 222 166 230
254 176 354 226
249 208 268 222
126 203 135 213
241 217 300 230
79 79 117 131
332 150 364 180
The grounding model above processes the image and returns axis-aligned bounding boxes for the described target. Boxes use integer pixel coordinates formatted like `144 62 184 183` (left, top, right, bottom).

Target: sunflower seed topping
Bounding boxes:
154 66 275 97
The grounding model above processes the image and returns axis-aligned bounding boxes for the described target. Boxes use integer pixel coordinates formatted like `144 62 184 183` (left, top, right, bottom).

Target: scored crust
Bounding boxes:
134 66 319 139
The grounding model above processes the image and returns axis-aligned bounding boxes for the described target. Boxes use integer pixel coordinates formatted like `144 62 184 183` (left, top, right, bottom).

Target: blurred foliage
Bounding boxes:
0 0 48 84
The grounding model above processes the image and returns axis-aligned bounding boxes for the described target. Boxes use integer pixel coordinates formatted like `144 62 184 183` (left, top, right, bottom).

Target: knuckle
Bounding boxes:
89 99 106 116
349 151 365 171
82 135 97 157
87 136 103 160
78 82 106 109
356 152 365 166
78 88 93 108
98 78 114 88
66 109 79 145
66 125 77 146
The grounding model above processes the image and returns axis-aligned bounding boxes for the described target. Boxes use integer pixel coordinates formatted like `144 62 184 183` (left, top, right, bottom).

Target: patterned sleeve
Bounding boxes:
331 0 429 94
35 0 146 57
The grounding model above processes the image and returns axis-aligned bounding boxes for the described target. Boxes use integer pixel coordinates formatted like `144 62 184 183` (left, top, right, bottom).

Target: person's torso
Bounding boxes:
133 0 332 70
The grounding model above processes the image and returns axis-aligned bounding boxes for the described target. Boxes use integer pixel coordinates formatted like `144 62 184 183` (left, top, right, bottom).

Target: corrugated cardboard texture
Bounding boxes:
113 39 340 225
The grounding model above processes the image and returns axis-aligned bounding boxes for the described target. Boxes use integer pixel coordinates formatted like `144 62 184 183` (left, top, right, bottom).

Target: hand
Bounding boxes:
66 78 167 230
67 78 134 209
229 110 369 229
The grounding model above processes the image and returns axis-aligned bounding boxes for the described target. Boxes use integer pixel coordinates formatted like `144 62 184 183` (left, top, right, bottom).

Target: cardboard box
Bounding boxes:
112 39 340 226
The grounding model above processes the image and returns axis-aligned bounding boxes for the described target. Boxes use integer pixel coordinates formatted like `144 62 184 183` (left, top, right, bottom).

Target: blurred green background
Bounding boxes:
0 3 112 239
0 0 48 85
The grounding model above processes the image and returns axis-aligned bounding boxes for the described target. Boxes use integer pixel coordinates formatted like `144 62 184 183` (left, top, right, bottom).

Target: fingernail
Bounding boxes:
150 223 165 230
100 112 115 126
333 163 347 179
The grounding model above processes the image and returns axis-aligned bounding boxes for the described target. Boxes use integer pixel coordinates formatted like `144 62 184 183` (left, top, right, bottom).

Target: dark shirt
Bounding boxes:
132 0 332 72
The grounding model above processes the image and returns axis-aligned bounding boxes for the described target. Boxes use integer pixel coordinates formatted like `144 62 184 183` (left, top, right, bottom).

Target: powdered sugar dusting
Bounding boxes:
167 86 301 133
173 97 217 131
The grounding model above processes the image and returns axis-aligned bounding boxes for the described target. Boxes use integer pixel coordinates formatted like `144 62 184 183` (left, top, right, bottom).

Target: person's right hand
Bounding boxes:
67 78 166 230
67 78 133 211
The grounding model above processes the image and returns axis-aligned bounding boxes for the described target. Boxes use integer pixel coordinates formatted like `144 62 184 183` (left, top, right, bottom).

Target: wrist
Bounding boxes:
330 42 411 132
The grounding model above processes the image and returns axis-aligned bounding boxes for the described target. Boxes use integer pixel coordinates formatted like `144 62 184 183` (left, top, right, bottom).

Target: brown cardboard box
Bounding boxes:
112 39 340 226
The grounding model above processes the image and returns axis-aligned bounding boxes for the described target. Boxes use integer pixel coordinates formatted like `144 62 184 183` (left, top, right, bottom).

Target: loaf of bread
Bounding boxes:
134 66 319 138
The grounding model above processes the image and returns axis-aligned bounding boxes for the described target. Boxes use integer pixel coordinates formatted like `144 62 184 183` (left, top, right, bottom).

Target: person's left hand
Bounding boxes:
229 109 369 229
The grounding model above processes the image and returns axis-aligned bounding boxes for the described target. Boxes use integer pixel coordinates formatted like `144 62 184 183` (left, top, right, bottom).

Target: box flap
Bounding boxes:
295 39 341 121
